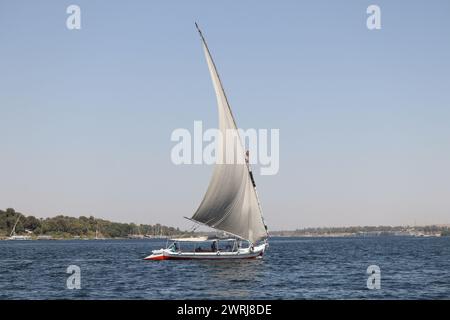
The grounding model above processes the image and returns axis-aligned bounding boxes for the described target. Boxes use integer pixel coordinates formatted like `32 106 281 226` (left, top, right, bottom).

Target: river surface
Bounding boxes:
0 237 449 299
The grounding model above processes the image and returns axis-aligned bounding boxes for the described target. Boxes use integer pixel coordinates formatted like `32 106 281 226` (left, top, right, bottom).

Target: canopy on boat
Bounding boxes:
189 24 268 244
170 236 238 242
170 236 209 242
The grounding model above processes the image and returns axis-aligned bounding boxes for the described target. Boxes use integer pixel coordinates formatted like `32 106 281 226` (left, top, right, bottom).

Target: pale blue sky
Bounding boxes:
1 0 449 229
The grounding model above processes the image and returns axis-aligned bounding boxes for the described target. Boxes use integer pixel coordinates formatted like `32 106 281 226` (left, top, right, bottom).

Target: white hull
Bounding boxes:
7 235 31 240
144 243 267 261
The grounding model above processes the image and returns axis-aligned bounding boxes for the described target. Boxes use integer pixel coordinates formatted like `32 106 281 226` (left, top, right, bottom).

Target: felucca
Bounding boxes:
145 24 268 260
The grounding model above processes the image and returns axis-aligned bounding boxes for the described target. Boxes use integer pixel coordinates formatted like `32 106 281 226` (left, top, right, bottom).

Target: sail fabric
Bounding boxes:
190 39 267 244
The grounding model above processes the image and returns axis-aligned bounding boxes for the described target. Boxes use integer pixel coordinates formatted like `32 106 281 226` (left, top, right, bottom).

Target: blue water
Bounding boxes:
0 237 449 299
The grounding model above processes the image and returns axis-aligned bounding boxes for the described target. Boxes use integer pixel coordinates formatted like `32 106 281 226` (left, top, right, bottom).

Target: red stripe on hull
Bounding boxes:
144 253 263 261
144 254 169 261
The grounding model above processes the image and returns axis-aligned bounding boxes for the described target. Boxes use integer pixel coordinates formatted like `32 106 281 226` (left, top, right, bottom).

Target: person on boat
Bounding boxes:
169 242 178 252
211 241 217 252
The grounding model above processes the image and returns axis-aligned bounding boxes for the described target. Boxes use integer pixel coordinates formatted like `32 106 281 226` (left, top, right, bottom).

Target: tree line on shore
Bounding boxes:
0 208 186 239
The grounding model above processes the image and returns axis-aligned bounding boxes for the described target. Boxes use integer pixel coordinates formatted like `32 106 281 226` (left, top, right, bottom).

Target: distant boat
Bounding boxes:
94 222 106 240
145 24 268 261
144 224 169 239
128 225 145 239
144 234 168 239
7 215 31 240
7 235 31 240
128 234 145 239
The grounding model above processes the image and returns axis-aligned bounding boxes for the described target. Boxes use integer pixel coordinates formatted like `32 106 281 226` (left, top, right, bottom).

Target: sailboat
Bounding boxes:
94 222 106 240
144 24 268 260
7 215 31 240
128 224 145 239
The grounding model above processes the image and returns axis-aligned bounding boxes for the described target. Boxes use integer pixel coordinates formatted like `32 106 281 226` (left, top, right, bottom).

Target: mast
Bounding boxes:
10 215 20 237
245 151 268 235
95 220 100 239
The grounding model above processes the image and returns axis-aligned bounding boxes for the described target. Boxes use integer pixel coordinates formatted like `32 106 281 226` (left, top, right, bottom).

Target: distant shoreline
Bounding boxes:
1 231 449 241
1 230 448 241
1 208 449 240
270 225 450 238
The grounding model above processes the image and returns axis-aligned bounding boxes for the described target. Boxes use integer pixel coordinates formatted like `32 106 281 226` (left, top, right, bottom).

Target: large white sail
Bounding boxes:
190 24 268 244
